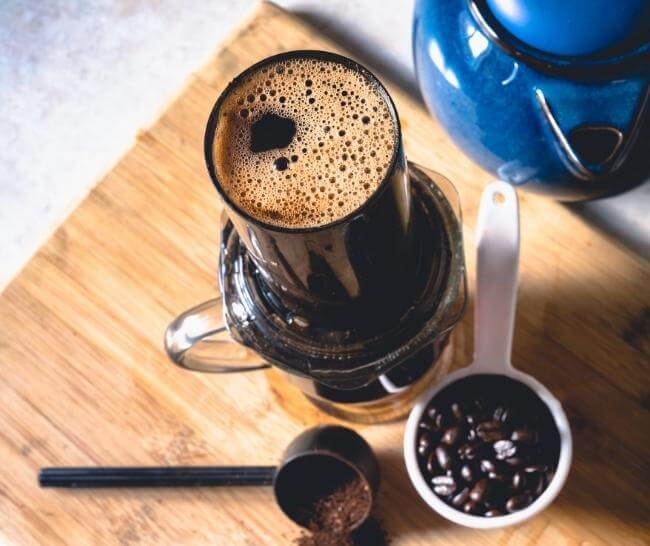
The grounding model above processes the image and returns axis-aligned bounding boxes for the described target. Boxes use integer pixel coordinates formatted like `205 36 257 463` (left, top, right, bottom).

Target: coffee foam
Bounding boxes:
212 56 397 228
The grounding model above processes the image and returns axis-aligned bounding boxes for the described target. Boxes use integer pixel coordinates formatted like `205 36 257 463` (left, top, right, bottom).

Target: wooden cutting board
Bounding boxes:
1 2 648 544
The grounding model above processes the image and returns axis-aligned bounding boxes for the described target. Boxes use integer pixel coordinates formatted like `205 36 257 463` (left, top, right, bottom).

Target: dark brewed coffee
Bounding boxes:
212 56 397 228
250 113 296 153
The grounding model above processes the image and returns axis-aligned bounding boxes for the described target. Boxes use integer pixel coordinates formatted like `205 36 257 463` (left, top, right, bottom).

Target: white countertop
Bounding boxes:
0 0 413 290
1 0 647 290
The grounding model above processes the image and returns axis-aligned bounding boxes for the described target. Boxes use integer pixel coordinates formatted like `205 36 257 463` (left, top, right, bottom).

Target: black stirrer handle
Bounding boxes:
39 466 277 488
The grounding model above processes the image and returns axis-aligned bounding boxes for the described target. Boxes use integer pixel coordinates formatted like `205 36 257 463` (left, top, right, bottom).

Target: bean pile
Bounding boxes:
416 375 560 517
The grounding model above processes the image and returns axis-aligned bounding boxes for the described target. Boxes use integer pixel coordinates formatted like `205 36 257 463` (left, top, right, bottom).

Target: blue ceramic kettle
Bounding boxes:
413 0 650 200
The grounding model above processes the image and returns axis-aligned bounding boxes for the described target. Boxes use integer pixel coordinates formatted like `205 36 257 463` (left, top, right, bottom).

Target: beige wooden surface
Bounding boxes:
1 3 648 544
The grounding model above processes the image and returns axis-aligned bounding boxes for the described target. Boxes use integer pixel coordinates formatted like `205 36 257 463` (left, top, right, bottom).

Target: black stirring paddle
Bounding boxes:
39 425 379 532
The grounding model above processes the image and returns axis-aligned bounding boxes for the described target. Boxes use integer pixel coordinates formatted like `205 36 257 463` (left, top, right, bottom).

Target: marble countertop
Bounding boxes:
1 0 647 290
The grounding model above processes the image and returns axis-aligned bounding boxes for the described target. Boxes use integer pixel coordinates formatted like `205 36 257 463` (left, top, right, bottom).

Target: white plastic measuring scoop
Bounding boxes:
404 181 572 528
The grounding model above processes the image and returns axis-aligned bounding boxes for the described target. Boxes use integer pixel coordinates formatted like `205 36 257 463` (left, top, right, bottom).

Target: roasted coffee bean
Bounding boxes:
467 428 477 441
458 442 483 460
484 509 503 517
494 440 517 460
432 475 456 497
426 407 451 429
435 446 452 470
512 471 526 490
493 406 506 421
482 459 509 477
511 427 539 446
418 420 436 432
469 478 490 502
477 429 507 442
432 475 454 485
417 432 434 456
477 420 502 432
504 456 526 467
477 421 507 441
479 459 496 474
493 439 514 451
417 443 429 457
425 407 440 432
463 500 481 514
497 407 513 425
525 470 548 495
451 402 465 422
436 411 453 430
425 451 438 475
488 471 508 482
460 464 475 483
442 426 462 446
451 486 470 507
506 492 534 513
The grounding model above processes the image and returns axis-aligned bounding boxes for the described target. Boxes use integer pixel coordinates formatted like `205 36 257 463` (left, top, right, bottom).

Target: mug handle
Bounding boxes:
164 297 270 373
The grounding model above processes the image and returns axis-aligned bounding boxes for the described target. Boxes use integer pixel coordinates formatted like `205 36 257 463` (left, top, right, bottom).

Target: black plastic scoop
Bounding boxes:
39 425 379 531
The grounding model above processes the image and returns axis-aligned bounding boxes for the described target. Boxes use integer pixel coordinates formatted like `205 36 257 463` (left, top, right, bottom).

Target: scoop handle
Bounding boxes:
473 181 520 372
39 466 277 488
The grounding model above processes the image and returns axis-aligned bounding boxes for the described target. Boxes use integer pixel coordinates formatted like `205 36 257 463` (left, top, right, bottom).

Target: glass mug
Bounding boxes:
165 51 466 423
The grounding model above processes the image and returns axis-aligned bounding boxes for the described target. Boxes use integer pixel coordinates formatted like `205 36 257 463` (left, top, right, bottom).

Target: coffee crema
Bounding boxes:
212 56 397 228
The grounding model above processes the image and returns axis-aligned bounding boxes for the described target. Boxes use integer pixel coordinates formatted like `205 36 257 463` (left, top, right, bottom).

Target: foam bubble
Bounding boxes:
212 57 396 228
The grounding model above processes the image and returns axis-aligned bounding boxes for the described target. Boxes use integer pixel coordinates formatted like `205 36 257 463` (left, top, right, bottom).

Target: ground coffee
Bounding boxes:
293 478 389 546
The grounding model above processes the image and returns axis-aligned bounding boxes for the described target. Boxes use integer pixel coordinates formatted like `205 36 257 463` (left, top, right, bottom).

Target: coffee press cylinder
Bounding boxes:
166 51 467 423
204 50 416 335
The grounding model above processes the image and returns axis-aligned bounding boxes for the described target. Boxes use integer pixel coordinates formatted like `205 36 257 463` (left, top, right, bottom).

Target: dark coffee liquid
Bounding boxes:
250 113 296 153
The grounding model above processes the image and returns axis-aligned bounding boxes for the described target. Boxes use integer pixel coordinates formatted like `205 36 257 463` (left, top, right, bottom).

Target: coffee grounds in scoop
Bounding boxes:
294 478 389 546
415 375 560 517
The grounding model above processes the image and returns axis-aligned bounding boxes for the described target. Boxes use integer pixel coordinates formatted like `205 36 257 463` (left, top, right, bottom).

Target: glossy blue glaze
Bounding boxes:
486 0 650 56
413 0 650 200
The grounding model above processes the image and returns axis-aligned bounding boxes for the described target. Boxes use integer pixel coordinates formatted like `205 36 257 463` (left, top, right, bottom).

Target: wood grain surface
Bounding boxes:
1 2 648 544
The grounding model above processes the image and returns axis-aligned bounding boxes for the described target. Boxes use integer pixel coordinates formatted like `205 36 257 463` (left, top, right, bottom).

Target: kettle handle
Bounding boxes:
535 86 650 180
164 297 270 373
